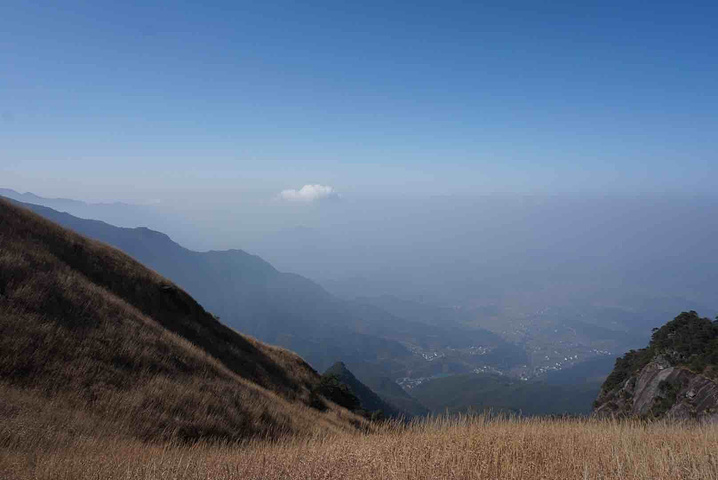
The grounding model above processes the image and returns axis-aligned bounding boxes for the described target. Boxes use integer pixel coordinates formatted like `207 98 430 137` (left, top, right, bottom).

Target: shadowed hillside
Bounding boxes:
0 198 365 443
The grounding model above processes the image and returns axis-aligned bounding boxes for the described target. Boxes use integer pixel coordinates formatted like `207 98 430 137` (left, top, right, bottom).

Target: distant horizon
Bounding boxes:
4 185 718 208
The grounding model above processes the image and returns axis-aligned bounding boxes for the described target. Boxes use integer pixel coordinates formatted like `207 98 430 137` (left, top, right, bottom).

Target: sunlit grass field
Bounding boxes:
3 414 716 480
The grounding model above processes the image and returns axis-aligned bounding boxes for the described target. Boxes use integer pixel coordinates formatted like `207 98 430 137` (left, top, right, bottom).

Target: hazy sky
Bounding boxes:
2 1 718 202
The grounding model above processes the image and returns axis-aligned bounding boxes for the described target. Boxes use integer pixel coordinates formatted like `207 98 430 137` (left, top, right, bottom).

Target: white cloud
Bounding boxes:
278 184 340 203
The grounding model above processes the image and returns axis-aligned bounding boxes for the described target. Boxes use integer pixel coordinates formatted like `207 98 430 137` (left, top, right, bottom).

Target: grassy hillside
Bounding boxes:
0 198 364 443
3 415 715 479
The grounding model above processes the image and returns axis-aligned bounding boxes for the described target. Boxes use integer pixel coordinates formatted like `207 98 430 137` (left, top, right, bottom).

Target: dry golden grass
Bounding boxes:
2 414 717 480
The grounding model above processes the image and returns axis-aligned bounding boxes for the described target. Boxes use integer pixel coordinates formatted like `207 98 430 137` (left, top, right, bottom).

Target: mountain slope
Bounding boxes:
593 311 718 420
0 198 364 443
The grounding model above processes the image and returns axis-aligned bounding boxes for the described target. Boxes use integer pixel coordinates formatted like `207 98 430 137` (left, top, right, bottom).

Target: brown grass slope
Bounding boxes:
0 198 364 445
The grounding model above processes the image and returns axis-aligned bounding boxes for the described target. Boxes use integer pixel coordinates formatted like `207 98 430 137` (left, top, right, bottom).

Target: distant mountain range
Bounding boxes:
0 188 207 249
0 188 89 209
0 188 153 223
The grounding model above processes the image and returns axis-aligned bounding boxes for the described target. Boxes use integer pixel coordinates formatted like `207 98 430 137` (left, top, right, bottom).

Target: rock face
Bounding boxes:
594 360 718 421
593 311 718 421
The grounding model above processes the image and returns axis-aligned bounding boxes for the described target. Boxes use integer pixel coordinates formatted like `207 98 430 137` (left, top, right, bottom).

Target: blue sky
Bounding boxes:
2 1 717 201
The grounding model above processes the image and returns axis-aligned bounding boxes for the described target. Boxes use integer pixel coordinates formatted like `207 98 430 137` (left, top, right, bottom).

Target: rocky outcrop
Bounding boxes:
593 311 718 421
593 357 718 422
